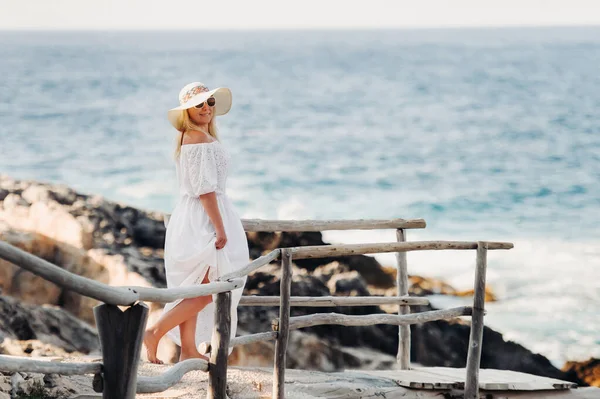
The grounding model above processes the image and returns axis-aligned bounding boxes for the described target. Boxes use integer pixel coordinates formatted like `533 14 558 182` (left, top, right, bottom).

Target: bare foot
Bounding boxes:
143 329 164 364
179 350 209 363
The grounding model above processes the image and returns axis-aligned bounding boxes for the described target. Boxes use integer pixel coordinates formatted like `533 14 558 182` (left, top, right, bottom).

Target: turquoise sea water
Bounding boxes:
1 27 599 365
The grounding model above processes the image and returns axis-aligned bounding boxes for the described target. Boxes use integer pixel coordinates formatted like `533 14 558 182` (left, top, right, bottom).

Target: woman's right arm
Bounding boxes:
183 131 227 249
199 192 227 249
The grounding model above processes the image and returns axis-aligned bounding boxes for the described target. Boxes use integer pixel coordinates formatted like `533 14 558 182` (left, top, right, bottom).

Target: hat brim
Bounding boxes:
167 87 232 129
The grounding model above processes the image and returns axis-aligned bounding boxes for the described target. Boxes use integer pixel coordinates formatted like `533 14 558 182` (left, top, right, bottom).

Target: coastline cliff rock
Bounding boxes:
0 175 592 389
563 359 600 388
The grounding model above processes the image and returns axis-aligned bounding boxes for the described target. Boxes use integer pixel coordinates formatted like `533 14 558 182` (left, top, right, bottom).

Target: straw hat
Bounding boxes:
167 82 232 129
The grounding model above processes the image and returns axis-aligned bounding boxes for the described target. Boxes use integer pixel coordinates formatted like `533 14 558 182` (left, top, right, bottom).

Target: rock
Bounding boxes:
409 312 582 384
378 269 498 302
337 255 395 288
409 274 459 296
0 213 165 323
2 193 28 210
0 369 78 398
14 372 45 395
230 328 398 372
0 374 10 393
327 271 371 296
0 226 102 323
313 261 350 282
0 337 87 358
0 177 178 360
247 231 395 287
454 287 497 302
50 184 78 205
0 175 20 191
563 358 599 387
10 371 24 391
0 179 166 282
239 262 409 362
0 295 99 354
43 372 79 396
0 176 585 385
43 373 61 388
132 216 165 248
21 185 51 203
0 199 94 250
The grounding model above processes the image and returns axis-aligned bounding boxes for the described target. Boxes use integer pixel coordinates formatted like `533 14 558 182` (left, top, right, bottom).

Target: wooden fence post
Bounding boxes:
273 249 293 399
93 302 149 399
396 228 410 369
465 242 488 399
208 291 232 399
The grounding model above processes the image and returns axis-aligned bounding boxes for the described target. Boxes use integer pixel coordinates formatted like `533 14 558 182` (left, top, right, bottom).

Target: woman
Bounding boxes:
143 82 249 364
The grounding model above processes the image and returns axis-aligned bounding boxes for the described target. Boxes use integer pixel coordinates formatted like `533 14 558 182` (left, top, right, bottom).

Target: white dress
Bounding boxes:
162 141 249 353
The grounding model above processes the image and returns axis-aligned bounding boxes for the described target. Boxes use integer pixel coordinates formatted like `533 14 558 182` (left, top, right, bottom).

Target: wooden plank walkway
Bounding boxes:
346 367 578 391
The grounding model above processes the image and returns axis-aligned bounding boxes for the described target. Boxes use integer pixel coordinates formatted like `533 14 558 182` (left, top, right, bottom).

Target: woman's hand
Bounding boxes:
215 227 227 250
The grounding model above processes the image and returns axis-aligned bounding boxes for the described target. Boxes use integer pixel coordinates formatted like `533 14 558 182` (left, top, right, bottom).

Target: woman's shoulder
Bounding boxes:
179 136 225 164
181 130 218 146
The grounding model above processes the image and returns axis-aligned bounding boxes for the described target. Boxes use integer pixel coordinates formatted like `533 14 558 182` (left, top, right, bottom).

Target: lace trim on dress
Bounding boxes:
182 143 229 196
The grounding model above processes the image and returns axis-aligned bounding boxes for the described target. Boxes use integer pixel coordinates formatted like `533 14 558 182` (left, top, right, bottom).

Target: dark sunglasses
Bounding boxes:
194 97 216 109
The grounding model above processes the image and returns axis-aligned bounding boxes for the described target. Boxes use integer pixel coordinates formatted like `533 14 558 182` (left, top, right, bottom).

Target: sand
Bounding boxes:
62 360 600 399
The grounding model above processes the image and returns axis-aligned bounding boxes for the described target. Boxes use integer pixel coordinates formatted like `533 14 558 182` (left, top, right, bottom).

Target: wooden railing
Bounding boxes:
0 218 512 399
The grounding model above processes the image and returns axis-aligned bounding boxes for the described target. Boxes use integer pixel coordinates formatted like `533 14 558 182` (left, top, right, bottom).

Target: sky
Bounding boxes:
1 0 600 30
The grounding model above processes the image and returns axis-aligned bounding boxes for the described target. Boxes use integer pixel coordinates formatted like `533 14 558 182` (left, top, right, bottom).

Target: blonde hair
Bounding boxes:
173 109 220 159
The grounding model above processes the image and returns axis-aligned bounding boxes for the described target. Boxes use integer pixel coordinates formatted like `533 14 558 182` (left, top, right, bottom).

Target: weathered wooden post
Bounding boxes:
208 291 232 399
93 302 149 399
273 249 293 399
396 228 410 369
465 241 488 399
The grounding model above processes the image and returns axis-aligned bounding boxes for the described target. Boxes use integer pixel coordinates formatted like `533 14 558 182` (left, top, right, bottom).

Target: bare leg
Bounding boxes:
179 313 209 362
179 271 211 362
144 268 213 364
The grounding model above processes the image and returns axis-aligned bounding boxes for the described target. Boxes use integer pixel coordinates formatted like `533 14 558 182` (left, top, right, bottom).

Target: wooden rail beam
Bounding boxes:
396 228 411 369
219 249 281 281
273 307 473 331
465 242 489 399
136 359 208 393
273 249 293 399
199 331 278 355
94 302 148 399
242 218 426 232
0 241 138 306
207 291 232 399
0 355 101 375
289 241 513 259
130 278 244 303
239 295 429 307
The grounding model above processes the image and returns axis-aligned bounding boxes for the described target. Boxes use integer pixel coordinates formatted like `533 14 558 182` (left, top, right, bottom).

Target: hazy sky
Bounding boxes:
1 0 599 30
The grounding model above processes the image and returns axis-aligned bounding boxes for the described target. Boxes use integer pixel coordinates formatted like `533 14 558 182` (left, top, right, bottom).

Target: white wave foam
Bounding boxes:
117 180 176 199
277 198 312 220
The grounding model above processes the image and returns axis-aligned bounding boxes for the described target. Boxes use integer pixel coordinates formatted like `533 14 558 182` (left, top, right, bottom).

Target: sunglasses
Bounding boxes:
194 97 216 109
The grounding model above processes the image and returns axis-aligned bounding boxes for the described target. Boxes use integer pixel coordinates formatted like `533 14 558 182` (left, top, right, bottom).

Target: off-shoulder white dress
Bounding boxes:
162 141 249 353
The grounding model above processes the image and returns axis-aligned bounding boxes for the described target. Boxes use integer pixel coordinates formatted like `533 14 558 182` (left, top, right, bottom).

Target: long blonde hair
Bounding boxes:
173 109 220 159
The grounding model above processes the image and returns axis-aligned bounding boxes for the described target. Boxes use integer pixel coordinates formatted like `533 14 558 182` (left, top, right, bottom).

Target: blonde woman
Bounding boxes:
143 82 249 364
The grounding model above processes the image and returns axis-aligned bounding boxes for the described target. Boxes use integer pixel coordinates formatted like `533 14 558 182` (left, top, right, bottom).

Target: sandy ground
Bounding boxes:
62 359 600 399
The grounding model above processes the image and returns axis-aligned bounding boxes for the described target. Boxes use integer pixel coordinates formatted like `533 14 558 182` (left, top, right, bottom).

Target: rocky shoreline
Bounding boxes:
0 175 597 396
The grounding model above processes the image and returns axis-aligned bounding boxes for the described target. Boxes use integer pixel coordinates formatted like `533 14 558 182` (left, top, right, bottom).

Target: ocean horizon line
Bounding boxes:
2 24 600 33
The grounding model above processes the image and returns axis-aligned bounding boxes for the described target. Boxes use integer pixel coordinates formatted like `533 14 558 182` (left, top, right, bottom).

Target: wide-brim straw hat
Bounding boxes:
167 82 232 129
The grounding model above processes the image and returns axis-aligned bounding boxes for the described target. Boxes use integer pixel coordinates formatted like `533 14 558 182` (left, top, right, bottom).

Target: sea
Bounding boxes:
0 27 598 367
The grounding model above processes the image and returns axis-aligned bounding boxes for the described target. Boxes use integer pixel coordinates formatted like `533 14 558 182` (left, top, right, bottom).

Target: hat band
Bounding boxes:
181 85 210 104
